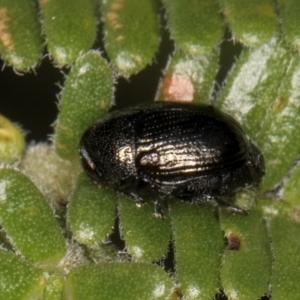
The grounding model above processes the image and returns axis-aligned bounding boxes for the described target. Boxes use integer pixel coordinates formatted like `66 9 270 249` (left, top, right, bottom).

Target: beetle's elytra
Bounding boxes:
79 101 265 215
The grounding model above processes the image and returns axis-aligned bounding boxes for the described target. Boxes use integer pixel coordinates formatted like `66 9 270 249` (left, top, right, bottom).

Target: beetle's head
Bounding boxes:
79 117 137 188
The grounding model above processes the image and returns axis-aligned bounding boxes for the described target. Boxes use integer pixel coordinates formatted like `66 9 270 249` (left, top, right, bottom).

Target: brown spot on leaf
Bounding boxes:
161 74 194 102
106 12 122 30
0 8 13 51
256 5 275 17
290 208 300 223
116 35 124 42
273 96 287 111
225 232 241 250
111 2 123 10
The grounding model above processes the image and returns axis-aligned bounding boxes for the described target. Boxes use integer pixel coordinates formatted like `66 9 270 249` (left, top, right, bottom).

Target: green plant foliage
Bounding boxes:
260 200 300 299
118 194 171 262
1 1 300 299
54 51 114 160
256 54 300 191
0 169 66 269
64 263 175 300
220 207 271 300
283 161 300 205
219 0 277 47
0 114 25 162
38 0 96 66
277 0 300 51
0 0 42 70
101 0 160 76
0 249 45 300
156 48 219 103
68 173 116 245
19 143 81 208
44 275 64 300
217 34 291 137
170 201 223 299
163 0 223 57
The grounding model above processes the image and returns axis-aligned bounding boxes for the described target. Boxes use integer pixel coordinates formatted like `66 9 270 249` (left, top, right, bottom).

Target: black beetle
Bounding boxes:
79 101 265 215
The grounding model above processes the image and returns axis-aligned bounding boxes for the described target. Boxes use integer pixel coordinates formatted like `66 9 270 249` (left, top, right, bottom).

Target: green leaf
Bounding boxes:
170 201 223 299
220 206 271 300
156 48 219 103
19 143 81 207
162 0 223 57
64 263 174 300
68 173 116 245
256 54 300 190
0 249 45 300
277 0 300 51
118 194 170 262
39 0 96 66
54 51 114 160
102 0 160 76
220 0 277 47
217 35 290 137
283 161 300 205
44 275 64 300
0 0 42 70
260 200 300 299
0 168 66 269
0 114 25 162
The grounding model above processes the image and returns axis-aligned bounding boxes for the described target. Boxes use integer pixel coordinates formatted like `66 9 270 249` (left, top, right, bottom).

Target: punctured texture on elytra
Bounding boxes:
101 0 160 76
38 0 96 66
163 0 223 56
0 169 66 269
54 51 114 160
0 0 42 70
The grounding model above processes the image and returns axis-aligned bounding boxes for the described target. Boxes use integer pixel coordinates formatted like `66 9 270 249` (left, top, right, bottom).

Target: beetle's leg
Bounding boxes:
130 192 145 208
215 197 248 215
154 200 165 219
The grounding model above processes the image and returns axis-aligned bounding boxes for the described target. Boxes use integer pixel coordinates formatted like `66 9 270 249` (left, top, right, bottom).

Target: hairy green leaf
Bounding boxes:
0 169 66 269
39 0 96 66
118 194 170 262
0 249 45 300
157 48 219 103
0 0 42 70
277 0 300 51
0 114 25 162
163 0 223 56
54 51 114 160
171 201 222 299
102 0 160 76
220 206 271 300
68 173 116 245
64 263 174 300
260 200 300 300
220 0 277 47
